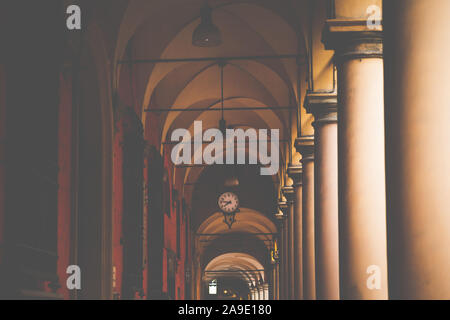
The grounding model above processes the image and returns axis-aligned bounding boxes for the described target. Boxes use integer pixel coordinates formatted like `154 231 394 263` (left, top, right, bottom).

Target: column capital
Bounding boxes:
322 19 383 62
304 92 337 124
275 207 286 226
287 165 303 187
282 185 295 204
277 200 289 216
295 136 314 163
276 201 288 230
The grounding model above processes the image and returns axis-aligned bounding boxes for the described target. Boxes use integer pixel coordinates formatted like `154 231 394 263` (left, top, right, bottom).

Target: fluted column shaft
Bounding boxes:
296 136 316 300
305 93 340 300
323 20 388 299
384 0 450 299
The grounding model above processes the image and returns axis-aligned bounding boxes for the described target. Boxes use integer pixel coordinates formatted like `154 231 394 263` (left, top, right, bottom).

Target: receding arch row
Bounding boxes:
197 207 277 249
204 252 266 287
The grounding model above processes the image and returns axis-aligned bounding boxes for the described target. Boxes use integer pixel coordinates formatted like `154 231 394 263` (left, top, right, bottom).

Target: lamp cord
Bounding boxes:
220 62 224 121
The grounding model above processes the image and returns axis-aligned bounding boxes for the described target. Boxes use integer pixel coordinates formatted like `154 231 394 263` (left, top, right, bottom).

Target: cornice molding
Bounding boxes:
295 136 315 163
287 165 303 187
323 19 383 62
304 92 338 124
277 200 289 217
281 185 295 203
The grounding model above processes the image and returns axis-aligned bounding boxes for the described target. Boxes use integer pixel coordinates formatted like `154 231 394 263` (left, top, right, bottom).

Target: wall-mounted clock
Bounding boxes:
218 191 240 214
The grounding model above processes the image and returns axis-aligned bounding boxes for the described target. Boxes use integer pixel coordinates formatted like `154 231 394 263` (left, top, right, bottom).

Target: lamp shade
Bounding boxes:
192 5 222 47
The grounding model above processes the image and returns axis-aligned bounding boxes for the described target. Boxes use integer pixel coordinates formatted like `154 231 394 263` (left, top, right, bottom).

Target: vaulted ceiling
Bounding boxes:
108 1 311 278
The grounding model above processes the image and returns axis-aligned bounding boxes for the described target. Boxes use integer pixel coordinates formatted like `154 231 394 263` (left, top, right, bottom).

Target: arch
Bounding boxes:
196 208 277 259
113 0 307 122
204 252 266 286
197 207 276 236
76 23 114 300
158 64 286 149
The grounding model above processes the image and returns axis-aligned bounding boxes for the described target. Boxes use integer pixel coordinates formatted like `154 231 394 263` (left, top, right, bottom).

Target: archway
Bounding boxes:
204 253 268 300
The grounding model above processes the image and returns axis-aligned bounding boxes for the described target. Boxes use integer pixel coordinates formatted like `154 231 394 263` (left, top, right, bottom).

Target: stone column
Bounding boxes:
194 256 202 300
287 165 303 300
305 93 340 300
271 263 276 300
274 211 284 299
282 186 295 300
384 0 450 299
274 210 283 299
268 263 275 300
281 202 289 300
323 20 388 299
250 287 256 300
263 283 269 300
295 136 316 300
277 201 289 299
258 284 264 300
274 260 280 300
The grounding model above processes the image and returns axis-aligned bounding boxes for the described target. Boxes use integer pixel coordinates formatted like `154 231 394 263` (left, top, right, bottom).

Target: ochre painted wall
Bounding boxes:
334 0 382 19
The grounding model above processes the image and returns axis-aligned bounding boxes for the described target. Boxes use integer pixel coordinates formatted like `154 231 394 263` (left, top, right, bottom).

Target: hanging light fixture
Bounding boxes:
192 5 222 47
217 61 239 188
215 62 239 230
224 176 239 188
223 211 237 229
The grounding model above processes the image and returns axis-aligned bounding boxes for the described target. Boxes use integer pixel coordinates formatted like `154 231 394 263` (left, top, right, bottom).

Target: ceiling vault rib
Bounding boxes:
205 270 265 273
162 139 290 145
118 54 305 65
200 240 274 243
145 106 294 112
196 233 276 236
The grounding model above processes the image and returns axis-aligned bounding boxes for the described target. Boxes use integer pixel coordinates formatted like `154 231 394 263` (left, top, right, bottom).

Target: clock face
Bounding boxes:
218 192 239 213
